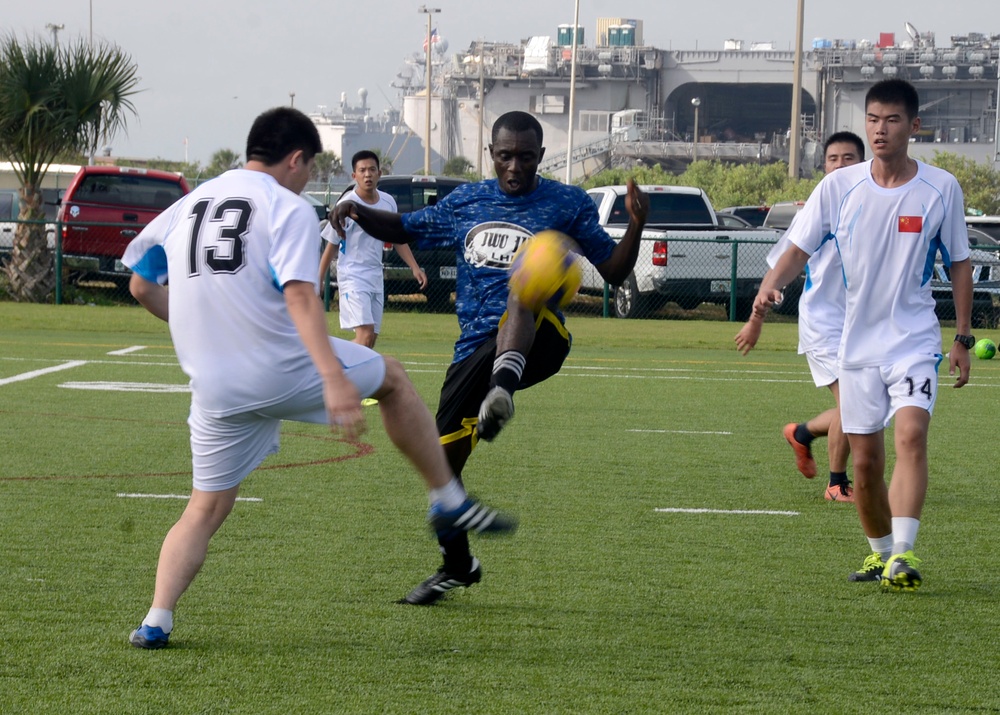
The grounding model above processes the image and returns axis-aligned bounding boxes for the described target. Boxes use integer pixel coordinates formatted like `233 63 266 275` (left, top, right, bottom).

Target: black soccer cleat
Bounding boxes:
398 559 483 605
429 497 517 540
476 387 514 442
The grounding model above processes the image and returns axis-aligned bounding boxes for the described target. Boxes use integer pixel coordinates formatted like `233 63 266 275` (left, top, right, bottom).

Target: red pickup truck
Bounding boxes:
58 166 189 278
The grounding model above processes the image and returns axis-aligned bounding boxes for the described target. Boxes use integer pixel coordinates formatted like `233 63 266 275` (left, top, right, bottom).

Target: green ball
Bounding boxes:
974 338 996 360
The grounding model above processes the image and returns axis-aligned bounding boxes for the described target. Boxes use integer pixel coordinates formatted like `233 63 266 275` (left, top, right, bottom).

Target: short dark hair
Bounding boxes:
865 79 919 121
352 150 380 171
245 107 322 166
824 131 865 160
492 111 543 144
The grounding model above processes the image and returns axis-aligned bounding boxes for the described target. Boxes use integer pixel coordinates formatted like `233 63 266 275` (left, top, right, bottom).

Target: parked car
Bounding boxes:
717 205 770 227
584 185 782 319
302 192 329 221
933 227 1000 327
762 201 805 230
966 215 1000 244
0 188 60 258
716 213 754 229
58 166 189 281
335 174 469 311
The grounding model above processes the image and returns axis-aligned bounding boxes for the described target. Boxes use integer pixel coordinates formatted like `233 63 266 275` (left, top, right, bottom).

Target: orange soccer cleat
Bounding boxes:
783 423 817 479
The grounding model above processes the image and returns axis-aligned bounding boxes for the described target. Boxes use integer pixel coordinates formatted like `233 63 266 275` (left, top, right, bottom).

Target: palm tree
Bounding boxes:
0 34 138 302
311 151 342 184
202 148 243 179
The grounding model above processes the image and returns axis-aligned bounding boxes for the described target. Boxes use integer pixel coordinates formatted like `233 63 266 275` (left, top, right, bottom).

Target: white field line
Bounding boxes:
59 381 190 393
0 360 86 386
655 507 800 516
107 345 147 356
628 429 732 435
117 493 262 502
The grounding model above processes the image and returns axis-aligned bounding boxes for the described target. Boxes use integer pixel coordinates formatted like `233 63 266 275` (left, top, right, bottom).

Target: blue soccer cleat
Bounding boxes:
129 624 170 649
429 497 517 539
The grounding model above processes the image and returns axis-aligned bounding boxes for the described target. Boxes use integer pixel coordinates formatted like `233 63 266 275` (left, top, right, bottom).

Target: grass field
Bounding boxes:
2 303 999 714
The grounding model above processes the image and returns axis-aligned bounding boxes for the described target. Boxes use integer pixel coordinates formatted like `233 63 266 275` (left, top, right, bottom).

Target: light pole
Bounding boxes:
691 97 701 162
45 23 65 46
289 91 295 108
419 6 441 175
564 0 581 184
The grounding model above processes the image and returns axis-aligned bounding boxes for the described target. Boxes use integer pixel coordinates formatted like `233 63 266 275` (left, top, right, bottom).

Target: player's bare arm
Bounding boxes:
283 280 366 439
754 245 809 317
395 243 429 290
948 257 974 388
594 178 649 285
318 241 338 288
129 273 169 322
734 313 764 356
331 200 410 244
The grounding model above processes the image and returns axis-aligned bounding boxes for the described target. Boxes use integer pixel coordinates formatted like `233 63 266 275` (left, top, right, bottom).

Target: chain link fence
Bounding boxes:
4 220 997 327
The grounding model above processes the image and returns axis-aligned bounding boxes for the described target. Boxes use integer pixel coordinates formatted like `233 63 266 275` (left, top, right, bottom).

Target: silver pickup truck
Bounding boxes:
583 185 782 319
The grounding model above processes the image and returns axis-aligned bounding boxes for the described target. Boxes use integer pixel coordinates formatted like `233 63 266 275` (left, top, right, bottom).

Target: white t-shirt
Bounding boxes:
320 188 397 292
767 218 845 355
123 169 325 416
786 159 969 369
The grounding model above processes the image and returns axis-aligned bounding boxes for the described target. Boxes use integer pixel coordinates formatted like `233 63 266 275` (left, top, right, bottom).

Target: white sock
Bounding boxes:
429 477 466 511
891 517 920 555
867 533 894 561
142 607 173 634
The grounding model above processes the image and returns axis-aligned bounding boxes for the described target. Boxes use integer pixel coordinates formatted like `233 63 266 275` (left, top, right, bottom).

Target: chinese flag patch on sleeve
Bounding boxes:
898 215 923 233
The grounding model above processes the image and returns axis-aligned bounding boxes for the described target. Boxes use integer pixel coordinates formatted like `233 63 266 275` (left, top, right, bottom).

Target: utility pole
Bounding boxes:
418 5 441 175
477 39 485 178
788 0 805 178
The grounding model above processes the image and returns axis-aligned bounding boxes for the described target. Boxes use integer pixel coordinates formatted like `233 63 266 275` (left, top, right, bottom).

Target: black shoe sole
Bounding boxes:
398 567 483 606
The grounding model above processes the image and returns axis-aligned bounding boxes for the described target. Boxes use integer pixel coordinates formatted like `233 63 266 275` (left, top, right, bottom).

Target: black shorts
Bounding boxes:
436 309 571 444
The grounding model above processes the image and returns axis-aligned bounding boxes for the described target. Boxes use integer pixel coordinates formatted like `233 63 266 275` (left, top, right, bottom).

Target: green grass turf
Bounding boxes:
2 303 999 714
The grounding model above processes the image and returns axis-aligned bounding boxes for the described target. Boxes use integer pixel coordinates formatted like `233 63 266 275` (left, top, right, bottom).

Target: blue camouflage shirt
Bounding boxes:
400 177 616 363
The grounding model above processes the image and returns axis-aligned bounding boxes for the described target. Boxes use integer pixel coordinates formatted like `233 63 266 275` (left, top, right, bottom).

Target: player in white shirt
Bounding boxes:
123 108 515 649
735 132 865 503
319 150 426 348
753 80 973 592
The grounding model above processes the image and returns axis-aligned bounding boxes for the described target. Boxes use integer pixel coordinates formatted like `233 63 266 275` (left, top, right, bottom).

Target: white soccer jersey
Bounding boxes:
766 218 845 355
123 169 325 416
786 160 969 368
321 189 397 292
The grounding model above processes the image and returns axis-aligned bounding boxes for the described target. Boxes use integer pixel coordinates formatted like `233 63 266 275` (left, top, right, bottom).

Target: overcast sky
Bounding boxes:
5 0 996 166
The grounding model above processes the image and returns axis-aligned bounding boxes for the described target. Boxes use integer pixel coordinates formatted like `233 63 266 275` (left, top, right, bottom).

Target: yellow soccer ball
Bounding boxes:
508 230 582 312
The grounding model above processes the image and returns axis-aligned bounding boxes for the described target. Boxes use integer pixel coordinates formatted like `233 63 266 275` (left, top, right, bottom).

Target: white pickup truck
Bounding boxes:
583 185 782 319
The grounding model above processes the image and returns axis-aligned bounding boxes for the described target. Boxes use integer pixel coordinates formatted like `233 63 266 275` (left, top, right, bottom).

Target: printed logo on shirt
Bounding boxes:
897 215 923 233
464 221 533 269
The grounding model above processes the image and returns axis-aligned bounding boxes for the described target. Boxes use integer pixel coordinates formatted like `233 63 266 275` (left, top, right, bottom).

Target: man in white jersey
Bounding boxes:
319 150 427 348
123 107 515 649
752 79 973 592
735 132 865 503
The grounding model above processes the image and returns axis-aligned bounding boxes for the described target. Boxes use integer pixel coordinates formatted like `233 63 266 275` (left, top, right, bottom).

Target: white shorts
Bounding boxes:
188 337 387 492
339 289 384 333
839 353 942 435
804 348 839 388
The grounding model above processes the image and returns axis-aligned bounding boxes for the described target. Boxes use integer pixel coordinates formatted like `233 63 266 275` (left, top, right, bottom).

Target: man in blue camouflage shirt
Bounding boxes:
331 110 648 605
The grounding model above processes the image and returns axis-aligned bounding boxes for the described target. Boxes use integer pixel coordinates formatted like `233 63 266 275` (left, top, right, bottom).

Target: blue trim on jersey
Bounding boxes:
130 245 167 283
924 229 944 286
269 264 283 292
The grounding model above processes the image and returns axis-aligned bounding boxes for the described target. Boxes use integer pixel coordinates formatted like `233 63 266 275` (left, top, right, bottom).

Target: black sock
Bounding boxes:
829 471 849 488
490 350 526 395
441 532 473 574
793 423 815 446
